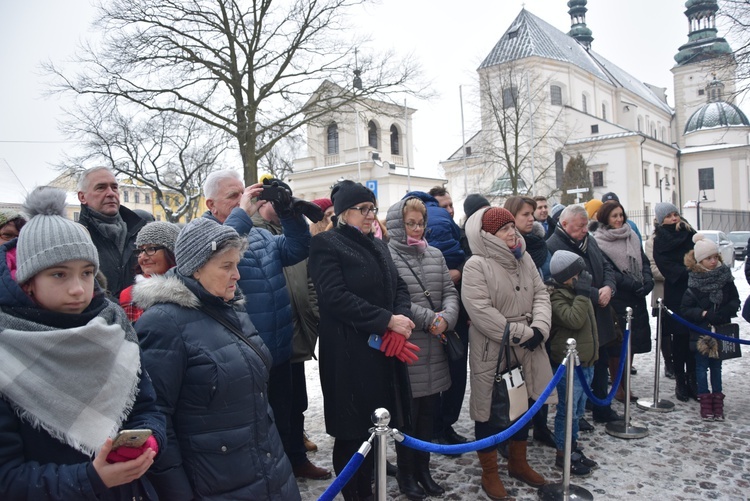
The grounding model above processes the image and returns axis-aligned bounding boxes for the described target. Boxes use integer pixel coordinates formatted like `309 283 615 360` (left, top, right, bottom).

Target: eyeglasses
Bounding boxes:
0 232 18 241
135 246 166 256
405 222 426 229
349 206 378 216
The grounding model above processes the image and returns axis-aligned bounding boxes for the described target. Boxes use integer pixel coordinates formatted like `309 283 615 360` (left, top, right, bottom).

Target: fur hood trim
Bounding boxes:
684 249 723 272
132 274 201 310
531 221 546 238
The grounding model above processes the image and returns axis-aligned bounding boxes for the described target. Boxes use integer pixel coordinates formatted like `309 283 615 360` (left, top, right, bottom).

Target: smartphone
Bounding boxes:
368 334 383 350
112 429 152 450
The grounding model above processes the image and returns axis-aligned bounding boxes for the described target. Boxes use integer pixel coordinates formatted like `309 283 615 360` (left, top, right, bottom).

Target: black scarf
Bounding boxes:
523 231 548 269
688 264 733 305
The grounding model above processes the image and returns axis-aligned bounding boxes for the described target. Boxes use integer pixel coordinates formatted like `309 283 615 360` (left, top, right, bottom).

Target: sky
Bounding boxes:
0 0 710 201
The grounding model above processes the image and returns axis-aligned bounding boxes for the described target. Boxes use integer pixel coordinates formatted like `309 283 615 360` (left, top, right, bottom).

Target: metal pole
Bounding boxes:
526 73 535 194
606 307 649 439
638 298 675 412
371 408 391 501
356 111 362 182
404 99 411 192
460 85 468 200
538 339 593 501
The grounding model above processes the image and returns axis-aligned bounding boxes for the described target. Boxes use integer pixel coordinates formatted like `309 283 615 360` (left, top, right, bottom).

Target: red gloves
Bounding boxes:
106 436 159 463
380 330 420 364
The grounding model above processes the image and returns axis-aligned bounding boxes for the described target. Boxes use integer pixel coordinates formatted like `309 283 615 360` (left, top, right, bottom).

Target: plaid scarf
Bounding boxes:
0 300 141 456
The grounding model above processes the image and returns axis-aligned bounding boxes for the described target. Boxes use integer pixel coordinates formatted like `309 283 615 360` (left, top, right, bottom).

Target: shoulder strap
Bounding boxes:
200 306 271 367
495 323 520 375
393 248 436 310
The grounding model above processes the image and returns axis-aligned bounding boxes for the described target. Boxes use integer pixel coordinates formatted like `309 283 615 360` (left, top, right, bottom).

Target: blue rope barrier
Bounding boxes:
317 450 366 501
397 363 566 454
665 310 750 345
577 327 630 406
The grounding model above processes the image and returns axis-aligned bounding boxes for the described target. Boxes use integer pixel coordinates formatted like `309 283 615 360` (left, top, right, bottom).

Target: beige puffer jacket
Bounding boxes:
461 208 556 423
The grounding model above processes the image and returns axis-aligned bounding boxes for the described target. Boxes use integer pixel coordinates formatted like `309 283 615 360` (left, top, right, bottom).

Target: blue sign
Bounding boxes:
365 180 378 200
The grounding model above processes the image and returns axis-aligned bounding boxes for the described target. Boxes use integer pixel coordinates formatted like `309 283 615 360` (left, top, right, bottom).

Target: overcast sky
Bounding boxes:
0 0 725 200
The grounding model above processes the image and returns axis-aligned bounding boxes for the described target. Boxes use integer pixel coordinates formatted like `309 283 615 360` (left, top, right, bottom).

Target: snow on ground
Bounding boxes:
297 262 750 500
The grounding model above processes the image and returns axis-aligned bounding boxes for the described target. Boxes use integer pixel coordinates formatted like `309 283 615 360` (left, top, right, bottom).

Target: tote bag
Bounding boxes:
488 324 529 429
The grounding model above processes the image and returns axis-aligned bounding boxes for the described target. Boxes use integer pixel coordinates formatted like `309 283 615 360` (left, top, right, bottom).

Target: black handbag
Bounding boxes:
714 323 742 361
488 324 528 429
393 249 465 362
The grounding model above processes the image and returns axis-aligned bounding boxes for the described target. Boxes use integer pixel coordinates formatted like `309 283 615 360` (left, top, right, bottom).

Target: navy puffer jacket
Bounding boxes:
221 208 311 367
403 191 465 270
133 270 300 500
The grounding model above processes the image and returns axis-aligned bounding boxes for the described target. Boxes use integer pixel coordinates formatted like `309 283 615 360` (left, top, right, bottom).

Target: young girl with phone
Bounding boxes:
0 187 165 500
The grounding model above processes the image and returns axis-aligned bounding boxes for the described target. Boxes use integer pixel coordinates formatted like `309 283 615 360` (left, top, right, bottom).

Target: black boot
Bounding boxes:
414 451 445 497
687 373 699 401
532 403 556 448
396 444 426 500
674 374 689 402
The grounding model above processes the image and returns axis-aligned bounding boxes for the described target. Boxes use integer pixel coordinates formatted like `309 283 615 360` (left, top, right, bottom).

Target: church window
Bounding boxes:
327 123 339 154
123 191 129 203
368 121 378 149
582 94 588 113
135 192 140 203
601 103 607 121
698 89 705 96
555 151 564 188
390 125 400 155
145 193 151 204
643 168 650 186
591 124 599 134
550 85 562 106
698 168 714 190
637 116 642 132
502 87 518 109
593 171 604 187
507 29 519 39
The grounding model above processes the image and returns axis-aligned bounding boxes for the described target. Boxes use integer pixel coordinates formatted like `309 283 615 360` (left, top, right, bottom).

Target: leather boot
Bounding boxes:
609 357 636 402
396 445 426 500
477 450 511 500
674 373 689 402
414 451 444 497
507 440 546 487
687 372 699 401
712 392 725 421
531 403 556 448
698 393 713 420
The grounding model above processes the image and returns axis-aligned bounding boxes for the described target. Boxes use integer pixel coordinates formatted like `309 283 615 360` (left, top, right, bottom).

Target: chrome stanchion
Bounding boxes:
638 298 675 412
371 408 390 501
538 339 593 501
607 307 649 439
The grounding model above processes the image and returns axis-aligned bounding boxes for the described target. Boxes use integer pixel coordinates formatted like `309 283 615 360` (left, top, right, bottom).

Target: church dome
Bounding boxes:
684 101 750 133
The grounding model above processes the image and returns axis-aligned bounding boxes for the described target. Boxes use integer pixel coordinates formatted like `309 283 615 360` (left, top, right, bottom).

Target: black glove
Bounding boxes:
573 270 593 297
264 181 294 218
641 279 654 297
620 274 637 292
291 197 325 223
520 327 544 351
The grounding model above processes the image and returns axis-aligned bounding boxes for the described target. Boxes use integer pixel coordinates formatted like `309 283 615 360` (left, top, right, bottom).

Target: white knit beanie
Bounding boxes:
16 187 99 284
693 233 719 263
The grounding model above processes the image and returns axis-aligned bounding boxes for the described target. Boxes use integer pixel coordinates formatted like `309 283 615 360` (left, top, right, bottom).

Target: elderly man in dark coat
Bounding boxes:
546 205 622 424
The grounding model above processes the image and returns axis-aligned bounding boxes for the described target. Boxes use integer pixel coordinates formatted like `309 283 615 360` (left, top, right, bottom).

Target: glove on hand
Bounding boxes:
395 341 420 364
106 436 158 464
520 327 544 351
266 181 293 218
574 270 593 296
380 330 406 358
291 197 325 223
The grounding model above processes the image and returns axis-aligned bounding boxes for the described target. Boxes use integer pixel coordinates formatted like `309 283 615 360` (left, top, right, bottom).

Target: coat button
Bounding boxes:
221 445 227 452
267 452 272 458
515 286 520 291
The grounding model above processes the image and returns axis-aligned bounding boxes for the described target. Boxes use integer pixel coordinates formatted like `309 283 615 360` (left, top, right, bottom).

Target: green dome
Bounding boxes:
684 101 750 133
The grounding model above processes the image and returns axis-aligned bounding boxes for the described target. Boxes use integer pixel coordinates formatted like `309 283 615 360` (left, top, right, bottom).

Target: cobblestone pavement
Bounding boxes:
297 265 750 500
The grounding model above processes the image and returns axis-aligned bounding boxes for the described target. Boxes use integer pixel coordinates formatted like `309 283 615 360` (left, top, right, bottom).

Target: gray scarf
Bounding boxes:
0 302 141 456
88 208 128 252
688 263 733 305
594 224 643 280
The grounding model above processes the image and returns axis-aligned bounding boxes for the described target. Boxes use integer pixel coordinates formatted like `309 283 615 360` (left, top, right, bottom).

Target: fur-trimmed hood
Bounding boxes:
132 269 245 311
684 248 724 273
530 220 546 239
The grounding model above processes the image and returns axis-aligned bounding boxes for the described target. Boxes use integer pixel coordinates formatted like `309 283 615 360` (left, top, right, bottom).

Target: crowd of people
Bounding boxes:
0 167 741 501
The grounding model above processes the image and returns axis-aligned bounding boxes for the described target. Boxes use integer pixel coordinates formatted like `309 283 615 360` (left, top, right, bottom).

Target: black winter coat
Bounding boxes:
133 270 300 500
652 222 696 311
546 227 618 346
78 204 145 298
309 225 413 440
608 250 653 354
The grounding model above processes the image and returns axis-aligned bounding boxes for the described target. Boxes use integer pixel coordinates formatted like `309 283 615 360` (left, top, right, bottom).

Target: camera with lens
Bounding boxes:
258 183 288 203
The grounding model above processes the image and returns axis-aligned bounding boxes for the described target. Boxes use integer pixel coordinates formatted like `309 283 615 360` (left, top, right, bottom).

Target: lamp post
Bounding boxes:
696 190 708 230
659 176 670 203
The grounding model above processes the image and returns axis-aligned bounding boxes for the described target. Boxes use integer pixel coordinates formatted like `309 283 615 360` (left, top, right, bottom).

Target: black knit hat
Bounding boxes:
331 180 376 216
464 194 490 219
601 192 619 202
550 250 586 284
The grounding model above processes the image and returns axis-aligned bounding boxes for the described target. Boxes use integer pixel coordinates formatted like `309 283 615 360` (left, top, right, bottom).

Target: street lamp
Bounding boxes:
659 176 670 203
696 190 708 230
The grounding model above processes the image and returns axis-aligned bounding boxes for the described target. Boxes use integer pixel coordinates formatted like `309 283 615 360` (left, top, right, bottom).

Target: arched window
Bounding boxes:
550 85 562 106
368 120 378 149
582 94 588 114
601 103 607 121
390 125 400 155
637 116 643 132
327 123 339 154
502 87 518 109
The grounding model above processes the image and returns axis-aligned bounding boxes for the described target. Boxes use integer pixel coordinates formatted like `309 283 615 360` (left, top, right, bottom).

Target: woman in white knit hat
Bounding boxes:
0 186 166 500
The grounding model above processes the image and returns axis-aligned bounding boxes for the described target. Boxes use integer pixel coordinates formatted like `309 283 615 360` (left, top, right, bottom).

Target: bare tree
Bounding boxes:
470 61 569 203
58 98 228 222
719 0 750 97
46 0 425 185
258 131 301 182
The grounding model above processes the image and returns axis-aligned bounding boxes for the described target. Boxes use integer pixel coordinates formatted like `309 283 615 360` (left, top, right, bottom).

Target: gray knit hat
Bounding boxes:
550 250 586 284
16 186 100 284
136 221 180 253
550 203 566 220
175 217 240 276
655 202 679 224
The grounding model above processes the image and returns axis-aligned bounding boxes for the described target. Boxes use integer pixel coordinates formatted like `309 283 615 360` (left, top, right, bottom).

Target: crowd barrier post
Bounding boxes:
606 307 649 439
637 298 675 412
538 339 593 501
371 408 390 501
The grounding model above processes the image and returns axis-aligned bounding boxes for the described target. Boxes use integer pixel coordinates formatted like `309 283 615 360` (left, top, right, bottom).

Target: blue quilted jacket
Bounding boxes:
403 191 465 270
222 208 310 366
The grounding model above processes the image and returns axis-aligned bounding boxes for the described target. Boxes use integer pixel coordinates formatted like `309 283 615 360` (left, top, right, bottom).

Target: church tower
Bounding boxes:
567 0 593 50
671 0 735 147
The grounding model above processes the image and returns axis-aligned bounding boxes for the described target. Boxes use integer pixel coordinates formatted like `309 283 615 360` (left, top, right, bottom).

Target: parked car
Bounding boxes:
728 231 750 260
697 230 735 267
